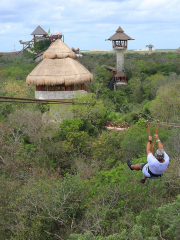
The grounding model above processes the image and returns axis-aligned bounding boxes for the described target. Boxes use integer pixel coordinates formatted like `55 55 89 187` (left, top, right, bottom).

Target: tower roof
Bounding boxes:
31 26 48 35
116 26 124 33
108 26 134 41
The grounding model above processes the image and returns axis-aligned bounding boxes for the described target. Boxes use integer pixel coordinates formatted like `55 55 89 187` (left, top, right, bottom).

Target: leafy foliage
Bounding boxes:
0 51 180 239
33 39 51 52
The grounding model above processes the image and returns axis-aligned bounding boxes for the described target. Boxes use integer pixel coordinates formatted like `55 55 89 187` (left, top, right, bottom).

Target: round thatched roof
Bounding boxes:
43 39 76 59
26 58 93 86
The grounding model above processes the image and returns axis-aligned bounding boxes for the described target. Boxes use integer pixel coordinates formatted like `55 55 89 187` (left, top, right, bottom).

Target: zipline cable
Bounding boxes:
0 100 88 105
0 96 71 102
128 103 154 121
149 121 180 128
127 103 180 128
0 96 94 105
1 96 180 127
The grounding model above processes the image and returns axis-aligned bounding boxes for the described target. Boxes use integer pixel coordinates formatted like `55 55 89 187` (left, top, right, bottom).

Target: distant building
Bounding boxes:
146 44 154 55
30 26 48 42
177 47 180 54
107 26 134 88
19 26 64 51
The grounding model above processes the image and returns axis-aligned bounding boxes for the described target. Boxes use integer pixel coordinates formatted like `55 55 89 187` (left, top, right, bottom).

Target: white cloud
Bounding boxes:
0 0 180 51
0 24 11 34
139 0 169 9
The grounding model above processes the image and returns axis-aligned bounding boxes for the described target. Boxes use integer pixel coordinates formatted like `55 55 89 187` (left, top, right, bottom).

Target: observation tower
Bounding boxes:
107 26 134 87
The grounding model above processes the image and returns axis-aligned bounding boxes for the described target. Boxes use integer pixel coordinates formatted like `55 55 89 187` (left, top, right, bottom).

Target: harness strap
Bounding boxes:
148 167 162 178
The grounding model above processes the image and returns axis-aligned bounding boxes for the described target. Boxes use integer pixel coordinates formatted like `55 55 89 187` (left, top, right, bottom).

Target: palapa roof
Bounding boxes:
31 26 48 35
108 26 134 41
43 39 76 59
26 58 93 86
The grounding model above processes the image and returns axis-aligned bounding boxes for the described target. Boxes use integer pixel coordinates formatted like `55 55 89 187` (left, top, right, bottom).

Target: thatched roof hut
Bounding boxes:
43 39 76 59
26 58 93 86
26 38 93 99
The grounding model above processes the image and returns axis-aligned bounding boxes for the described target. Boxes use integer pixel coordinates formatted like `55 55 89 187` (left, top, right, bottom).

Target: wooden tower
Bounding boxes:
31 26 48 42
107 26 134 88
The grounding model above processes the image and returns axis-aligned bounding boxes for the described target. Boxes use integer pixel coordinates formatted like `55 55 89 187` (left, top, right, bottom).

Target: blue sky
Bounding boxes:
0 0 180 52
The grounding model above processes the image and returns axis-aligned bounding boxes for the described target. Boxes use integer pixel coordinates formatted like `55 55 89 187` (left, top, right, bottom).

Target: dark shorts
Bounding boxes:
140 162 147 171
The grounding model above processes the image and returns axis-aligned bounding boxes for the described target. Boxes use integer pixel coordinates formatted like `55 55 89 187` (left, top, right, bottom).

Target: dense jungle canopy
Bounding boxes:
0 49 180 239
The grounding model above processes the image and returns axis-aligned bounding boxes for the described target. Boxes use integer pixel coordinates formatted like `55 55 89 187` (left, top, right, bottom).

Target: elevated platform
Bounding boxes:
115 72 127 85
113 46 127 50
115 81 127 85
102 65 117 72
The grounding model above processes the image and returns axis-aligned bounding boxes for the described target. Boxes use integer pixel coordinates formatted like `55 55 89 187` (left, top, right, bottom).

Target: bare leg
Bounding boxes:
131 163 142 170
131 164 147 181
131 164 147 182
127 161 147 184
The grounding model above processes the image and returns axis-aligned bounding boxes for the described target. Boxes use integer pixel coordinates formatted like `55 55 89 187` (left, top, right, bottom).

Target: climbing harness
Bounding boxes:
146 120 159 153
147 167 162 178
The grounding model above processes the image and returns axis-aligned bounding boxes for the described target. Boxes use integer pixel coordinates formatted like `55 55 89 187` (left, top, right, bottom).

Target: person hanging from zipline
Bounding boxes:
127 133 170 184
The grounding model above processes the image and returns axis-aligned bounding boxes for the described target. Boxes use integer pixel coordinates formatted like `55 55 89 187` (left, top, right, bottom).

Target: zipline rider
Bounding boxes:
127 134 170 184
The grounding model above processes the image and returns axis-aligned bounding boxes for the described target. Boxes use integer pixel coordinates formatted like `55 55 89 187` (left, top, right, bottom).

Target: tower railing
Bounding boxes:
113 44 127 49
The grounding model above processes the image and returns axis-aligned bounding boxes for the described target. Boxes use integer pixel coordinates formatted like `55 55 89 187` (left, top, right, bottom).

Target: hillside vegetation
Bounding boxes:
0 50 180 239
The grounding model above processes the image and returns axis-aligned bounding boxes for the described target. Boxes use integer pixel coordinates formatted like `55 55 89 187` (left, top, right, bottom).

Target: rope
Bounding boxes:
128 103 154 121
127 103 180 128
147 120 154 151
147 120 159 152
149 122 180 128
1 96 180 126
0 96 94 105
0 100 92 105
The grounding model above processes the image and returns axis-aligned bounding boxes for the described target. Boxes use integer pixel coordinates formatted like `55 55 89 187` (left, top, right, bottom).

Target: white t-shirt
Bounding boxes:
142 151 170 178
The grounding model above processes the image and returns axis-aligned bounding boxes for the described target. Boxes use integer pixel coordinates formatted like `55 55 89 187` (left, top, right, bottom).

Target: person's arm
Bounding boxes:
146 136 152 156
155 134 164 150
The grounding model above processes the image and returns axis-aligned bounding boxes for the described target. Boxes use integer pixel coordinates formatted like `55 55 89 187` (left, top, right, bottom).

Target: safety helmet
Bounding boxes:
155 149 164 160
